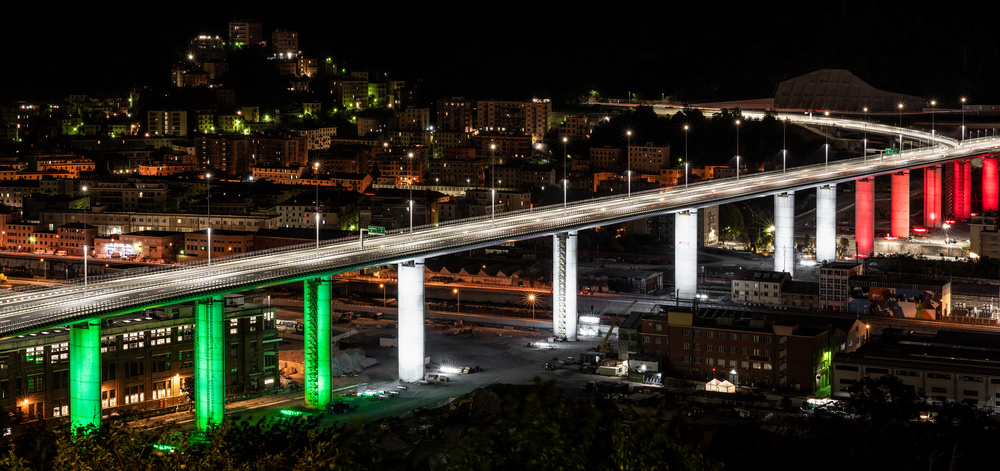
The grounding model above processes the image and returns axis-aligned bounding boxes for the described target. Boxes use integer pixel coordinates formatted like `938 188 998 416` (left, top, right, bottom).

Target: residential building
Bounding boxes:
476 99 551 140
819 261 863 311
832 329 1000 411
147 110 188 137
731 269 790 305
0 292 279 427
272 29 298 57
635 307 834 392
848 276 951 319
229 19 263 46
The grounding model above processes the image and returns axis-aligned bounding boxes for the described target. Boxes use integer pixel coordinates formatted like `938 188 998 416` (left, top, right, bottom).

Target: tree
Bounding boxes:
848 375 922 422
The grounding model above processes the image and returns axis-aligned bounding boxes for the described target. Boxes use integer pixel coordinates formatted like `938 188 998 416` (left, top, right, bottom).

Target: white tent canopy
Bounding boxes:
706 378 736 393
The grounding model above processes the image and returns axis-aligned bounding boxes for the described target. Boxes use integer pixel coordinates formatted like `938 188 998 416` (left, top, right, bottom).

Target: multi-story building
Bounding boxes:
475 99 551 141
88 182 170 212
970 213 1000 259
395 108 429 131
426 159 483 187
819 261 863 311
229 19 263 46
38 210 280 236
0 292 279 427
436 98 475 133
330 80 369 109
181 229 255 261
589 147 622 171
250 136 309 167
147 110 188 137
272 29 298 57
291 127 337 150
188 35 225 61
731 270 790 305
36 157 95 178
628 143 671 174
832 329 1000 410
558 116 591 141
635 308 833 392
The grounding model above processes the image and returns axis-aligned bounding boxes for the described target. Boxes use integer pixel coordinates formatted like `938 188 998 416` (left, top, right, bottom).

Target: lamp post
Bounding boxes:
961 97 967 142
683 124 690 187
205 172 212 268
528 293 536 319
734 119 741 181
81 185 89 294
408 152 415 235
782 118 788 173
625 130 633 200
863 107 869 164
314 162 321 254
562 136 569 209
490 143 496 222
930 100 937 140
453 288 460 315
380 283 386 307
898 103 904 152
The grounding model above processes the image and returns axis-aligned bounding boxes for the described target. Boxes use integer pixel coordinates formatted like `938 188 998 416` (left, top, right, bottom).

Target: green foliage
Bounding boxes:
848 375 922 422
445 380 718 471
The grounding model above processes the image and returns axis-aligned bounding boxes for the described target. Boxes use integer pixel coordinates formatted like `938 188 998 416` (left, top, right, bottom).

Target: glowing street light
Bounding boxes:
781 118 788 174
81 185 89 295
562 136 569 209
863 107 869 164
625 130 633 200
453 288 460 315
408 152 415 234
380 283 386 307
734 119 741 181
314 162 321 254
683 124 690 188
930 100 937 139
490 143 497 221
898 103 904 151
205 172 212 268
960 97 967 142
528 293 536 319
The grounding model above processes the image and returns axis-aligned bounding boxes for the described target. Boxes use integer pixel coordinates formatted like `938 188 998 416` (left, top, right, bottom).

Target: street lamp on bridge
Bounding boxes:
734 119 741 181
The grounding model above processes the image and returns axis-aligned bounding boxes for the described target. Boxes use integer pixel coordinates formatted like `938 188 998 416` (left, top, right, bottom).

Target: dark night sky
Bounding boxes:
7 1 1000 105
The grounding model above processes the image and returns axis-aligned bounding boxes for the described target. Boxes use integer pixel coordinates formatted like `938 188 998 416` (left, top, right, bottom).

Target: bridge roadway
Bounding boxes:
0 114 995 339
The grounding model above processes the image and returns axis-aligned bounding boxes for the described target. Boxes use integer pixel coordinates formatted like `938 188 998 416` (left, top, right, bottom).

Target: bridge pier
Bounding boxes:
815 184 836 263
856 178 875 257
949 160 972 220
891 171 910 238
195 295 225 431
552 231 578 341
773 192 795 276
924 165 942 229
674 210 698 300
69 319 101 434
984 155 998 213
398 259 425 382
304 275 332 408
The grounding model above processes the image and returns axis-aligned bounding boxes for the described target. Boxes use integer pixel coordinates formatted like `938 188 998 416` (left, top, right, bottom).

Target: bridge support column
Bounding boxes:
984 156 999 213
674 210 698 300
398 259 425 382
774 192 795 276
815 184 836 263
304 275 332 408
552 231 578 341
856 178 875 258
924 166 942 229
69 319 101 434
891 171 910 238
948 160 972 220
195 295 225 431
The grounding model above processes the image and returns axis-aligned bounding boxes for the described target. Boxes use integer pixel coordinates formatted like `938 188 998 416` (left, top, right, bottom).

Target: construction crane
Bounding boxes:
590 300 637 354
